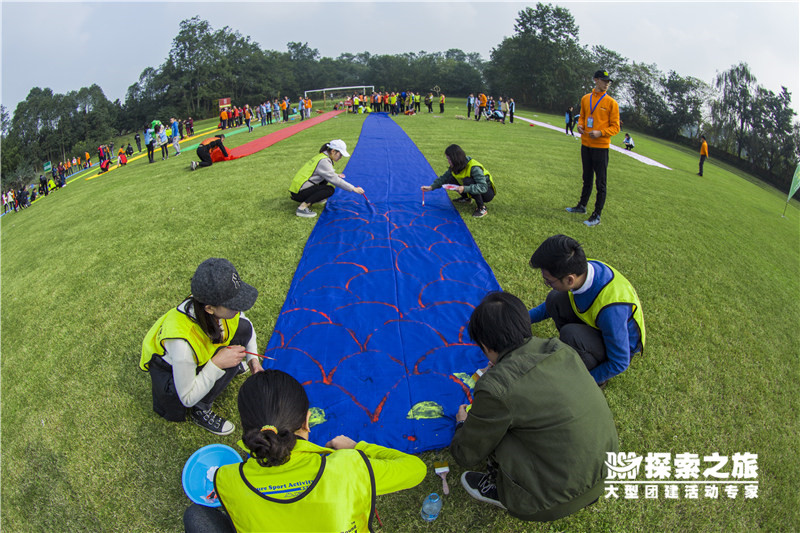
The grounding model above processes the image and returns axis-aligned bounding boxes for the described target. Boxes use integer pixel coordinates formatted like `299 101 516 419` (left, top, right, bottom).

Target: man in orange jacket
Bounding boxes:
566 69 620 227
698 135 709 176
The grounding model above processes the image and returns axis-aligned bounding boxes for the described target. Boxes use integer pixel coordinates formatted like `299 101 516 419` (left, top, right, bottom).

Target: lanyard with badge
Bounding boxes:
587 92 605 129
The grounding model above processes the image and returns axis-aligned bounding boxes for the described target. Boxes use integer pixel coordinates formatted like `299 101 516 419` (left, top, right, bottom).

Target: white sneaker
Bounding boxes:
296 207 317 218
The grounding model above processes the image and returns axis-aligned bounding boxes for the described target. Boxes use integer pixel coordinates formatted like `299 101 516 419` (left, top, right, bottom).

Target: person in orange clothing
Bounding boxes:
220 108 228 130
698 135 709 176
84 151 91 168
304 97 312 119
476 93 488 121
566 69 620 227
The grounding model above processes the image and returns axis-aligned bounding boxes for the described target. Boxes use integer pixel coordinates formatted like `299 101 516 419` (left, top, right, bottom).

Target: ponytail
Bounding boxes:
238 370 310 467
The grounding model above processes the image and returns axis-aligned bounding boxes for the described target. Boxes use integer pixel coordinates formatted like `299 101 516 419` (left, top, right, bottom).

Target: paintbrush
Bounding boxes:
244 351 276 361
434 461 450 495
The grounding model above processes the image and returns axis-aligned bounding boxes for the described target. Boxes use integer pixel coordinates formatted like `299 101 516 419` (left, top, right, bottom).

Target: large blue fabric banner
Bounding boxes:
263 113 501 453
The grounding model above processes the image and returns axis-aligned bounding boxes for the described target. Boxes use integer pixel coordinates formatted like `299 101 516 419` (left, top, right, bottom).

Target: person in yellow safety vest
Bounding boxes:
414 92 421 113
527 234 645 386
421 144 496 218
183 370 426 533
140 258 263 435
289 139 364 218
353 94 360 113
439 93 446 113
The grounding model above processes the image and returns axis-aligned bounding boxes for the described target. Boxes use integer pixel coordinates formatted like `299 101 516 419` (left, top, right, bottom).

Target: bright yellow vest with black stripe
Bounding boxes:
289 153 329 194
215 441 376 532
451 159 497 194
139 303 240 370
568 261 646 350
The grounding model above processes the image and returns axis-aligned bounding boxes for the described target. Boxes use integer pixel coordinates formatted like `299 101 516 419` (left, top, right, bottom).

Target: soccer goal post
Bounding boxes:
305 85 375 108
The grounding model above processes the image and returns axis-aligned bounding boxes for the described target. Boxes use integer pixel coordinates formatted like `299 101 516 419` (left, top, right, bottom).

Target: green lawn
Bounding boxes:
2 103 798 532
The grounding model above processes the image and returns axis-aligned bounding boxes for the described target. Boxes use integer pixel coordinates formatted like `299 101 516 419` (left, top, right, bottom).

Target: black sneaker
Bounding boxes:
472 207 488 218
584 212 601 227
566 204 586 214
454 197 471 204
190 407 235 436
461 471 506 509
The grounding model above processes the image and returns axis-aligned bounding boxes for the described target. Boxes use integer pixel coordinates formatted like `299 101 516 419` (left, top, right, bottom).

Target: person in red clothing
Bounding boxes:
566 69 620 227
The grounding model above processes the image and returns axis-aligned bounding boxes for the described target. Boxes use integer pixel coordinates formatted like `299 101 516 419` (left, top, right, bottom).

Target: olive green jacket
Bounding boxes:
451 336 619 521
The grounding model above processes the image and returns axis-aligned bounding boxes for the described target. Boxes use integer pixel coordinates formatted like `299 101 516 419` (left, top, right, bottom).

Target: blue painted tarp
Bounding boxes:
263 113 501 453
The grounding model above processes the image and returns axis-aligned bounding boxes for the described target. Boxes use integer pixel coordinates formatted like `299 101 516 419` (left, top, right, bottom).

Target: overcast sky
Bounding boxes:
2 1 799 115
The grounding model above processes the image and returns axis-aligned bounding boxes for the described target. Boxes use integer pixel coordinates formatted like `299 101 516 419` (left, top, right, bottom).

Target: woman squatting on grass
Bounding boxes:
140 258 263 436
289 139 364 218
183 370 426 532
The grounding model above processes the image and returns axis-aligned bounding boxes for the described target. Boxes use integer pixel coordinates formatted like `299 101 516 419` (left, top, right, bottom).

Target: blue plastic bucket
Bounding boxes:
182 444 243 507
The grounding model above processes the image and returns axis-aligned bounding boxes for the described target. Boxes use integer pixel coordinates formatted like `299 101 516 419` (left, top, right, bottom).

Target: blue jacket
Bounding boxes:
529 261 643 383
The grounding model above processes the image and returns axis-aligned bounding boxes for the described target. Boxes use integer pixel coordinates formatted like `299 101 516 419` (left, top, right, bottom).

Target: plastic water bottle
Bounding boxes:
420 492 442 521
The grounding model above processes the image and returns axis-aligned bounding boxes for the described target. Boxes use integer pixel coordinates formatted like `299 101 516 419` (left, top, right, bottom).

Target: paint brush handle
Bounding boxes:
438 472 450 495
244 351 276 361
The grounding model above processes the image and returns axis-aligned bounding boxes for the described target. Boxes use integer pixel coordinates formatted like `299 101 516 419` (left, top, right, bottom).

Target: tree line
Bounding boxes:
2 4 798 195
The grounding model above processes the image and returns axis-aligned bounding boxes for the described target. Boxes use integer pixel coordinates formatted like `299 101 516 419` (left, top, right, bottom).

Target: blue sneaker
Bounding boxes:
584 213 601 227
566 204 586 214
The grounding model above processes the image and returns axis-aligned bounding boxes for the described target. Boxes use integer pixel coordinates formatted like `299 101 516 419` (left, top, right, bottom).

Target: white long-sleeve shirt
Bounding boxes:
161 300 258 407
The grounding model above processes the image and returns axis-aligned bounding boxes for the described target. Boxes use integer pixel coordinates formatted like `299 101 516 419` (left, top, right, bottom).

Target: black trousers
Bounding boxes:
197 146 213 168
440 103 445 113
699 155 706 176
147 142 155 163
184 504 235 533
147 318 253 421
476 106 486 121
291 183 335 206
579 145 609 215
544 290 607 372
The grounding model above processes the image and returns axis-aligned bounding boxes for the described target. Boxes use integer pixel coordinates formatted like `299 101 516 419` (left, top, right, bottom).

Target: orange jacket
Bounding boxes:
700 141 709 157
479 94 487 106
579 89 620 149
305 99 312 109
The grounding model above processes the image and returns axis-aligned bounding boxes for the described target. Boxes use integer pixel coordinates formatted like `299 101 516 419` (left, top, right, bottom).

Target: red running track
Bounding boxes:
228 110 345 159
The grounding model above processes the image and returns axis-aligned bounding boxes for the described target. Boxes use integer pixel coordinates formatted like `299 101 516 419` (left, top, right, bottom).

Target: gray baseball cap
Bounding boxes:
191 258 258 311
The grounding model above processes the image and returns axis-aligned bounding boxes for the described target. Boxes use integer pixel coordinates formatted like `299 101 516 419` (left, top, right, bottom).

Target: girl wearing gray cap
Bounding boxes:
288 140 365 218
140 258 262 435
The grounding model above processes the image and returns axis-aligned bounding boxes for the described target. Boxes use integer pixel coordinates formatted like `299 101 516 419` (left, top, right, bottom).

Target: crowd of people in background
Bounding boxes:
5 90 524 215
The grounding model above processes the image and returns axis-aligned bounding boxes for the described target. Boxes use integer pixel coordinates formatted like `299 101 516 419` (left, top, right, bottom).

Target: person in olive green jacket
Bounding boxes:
451 291 619 522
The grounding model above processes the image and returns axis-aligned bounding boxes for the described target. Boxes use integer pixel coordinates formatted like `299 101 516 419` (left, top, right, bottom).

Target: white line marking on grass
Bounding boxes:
515 116 673 170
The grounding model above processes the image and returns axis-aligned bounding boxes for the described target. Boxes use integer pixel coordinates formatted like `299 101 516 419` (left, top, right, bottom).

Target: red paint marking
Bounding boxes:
301 380 312 386
226 110 344 158
335 301 402 317
346 328 364 351
282 308 333 323
446 372 473 403
379 319 448 347
405 435 417 441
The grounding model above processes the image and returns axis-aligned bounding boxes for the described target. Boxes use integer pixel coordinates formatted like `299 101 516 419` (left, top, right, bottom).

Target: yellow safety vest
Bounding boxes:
289 153 330 194
216 440 376 533
451 159 496 194
568 261 646 350
140 303 240 370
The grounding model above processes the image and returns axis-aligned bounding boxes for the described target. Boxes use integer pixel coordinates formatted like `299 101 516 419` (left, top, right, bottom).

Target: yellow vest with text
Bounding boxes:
451 159 496 194
139 305 240 370
215 442 376 533
289 153 329 194
568 261 646 350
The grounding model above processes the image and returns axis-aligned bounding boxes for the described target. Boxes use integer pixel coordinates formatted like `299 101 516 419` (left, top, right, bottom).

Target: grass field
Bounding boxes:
2 102 799 532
